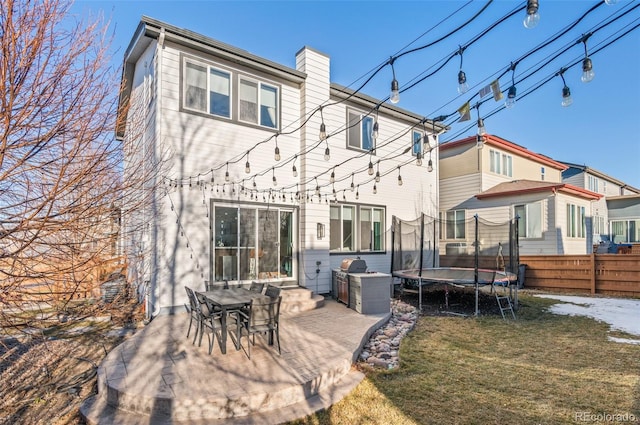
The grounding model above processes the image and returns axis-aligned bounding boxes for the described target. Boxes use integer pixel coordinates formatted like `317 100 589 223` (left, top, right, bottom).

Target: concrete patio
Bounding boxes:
80 294 390 424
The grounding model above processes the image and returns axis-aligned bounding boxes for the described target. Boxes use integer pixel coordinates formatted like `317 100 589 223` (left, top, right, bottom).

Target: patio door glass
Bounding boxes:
213 205 295 283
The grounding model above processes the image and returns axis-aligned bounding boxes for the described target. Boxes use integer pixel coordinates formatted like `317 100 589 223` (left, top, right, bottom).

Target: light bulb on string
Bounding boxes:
315 178 320 197
427 157 433 173
210 169 214 184
372 109 379 140
330 168 335 184
506 86 517 109
356 185 359 200
245 152 251 174
292 155 298 177
416 151 423 166
324 144 330 161
375 160 381 182
272 168 277 186
559 69 573 107
274 135 281 161
225 163 230 182
350 174 355 192
456 47 469 94
389 57 400 103
523 0 540 29
368 160 374 176
397 167 403 186
580 34 595 83
373 184 377 194
319 107 327 141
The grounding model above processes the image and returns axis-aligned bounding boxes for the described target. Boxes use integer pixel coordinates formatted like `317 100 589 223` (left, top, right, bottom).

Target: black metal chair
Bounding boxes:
230 295 282 359
249 281 264 293
184 286 202 344
195 291 224 354
264 284 281 299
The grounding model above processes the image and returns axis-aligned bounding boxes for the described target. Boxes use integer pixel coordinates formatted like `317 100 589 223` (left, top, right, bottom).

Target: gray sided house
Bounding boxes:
560 161 640 244
117 17 444 316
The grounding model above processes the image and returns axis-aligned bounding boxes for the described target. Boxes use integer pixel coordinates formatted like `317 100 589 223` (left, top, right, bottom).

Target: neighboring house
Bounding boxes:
117 17 443 316
438 134 602 255
560 162 640 244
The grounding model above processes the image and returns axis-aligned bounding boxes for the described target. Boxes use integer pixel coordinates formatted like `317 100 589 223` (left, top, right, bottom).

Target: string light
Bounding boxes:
210 169 214 183
580 34 595 83
274 135 281 161
367 159 374 176
373 183 377 194
397 166 403 186
315 177 320 197
292 155 298 177
245 151 251 174
330 168 335 184
272 168 277 186
457 47 469 94
356 185 359 200
427 156 434 173
505 62 517 109
350 173 355 192
389 57 400 103
523 0 540 29
559 68 573 107
372 108 379 141
225 163 230 182
324 143 330 161
375 160 381 182
476 105 486 149
416 151 423 166
319 107 327 141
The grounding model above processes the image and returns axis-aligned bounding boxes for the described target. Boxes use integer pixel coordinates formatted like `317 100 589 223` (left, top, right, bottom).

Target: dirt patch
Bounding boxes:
396 286 504 317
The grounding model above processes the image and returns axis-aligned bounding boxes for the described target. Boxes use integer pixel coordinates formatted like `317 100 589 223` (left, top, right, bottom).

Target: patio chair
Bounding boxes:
184 286 201 344
195 291 224 354
230 295 282 359
249 281 264 293
264 284 281 299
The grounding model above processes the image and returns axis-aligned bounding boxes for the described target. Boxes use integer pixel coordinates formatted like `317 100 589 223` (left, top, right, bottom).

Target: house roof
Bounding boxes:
441 134 568 171
475 179 603 200
559 161 640 194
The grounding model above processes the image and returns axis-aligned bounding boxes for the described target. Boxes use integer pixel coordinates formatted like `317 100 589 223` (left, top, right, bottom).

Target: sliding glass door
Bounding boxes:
212 205 295 283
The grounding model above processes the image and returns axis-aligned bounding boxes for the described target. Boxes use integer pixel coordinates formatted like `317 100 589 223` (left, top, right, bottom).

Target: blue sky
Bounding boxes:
72 0 640 188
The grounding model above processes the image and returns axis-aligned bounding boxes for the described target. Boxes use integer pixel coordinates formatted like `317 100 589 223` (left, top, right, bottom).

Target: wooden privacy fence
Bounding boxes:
520 254 640 297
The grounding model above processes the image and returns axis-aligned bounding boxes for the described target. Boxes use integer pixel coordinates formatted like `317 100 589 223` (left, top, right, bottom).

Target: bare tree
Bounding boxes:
0 0 151 331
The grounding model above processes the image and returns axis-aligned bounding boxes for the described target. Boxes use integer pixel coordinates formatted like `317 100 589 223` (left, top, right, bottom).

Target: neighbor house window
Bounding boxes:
442 209 465 240
490 149 512 177
515 202 542 238
330 204 385 252
347 109 375 151
593 215 605 236
184 60 231 118
541 167 545 181
239 77 278 128
566 203 586 238
588 175 599 192
610 219 640 243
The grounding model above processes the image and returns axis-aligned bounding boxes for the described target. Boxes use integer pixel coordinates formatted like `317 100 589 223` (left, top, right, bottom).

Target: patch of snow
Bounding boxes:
535 295 640 342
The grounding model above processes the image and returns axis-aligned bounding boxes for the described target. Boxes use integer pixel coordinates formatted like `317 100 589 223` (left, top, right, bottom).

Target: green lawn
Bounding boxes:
290 294 640 425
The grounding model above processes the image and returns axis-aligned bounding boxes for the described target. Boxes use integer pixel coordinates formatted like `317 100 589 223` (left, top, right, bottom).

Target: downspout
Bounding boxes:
146 27 165 321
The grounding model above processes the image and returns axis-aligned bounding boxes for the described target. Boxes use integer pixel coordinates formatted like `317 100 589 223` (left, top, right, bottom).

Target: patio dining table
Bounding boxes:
202 287 269 354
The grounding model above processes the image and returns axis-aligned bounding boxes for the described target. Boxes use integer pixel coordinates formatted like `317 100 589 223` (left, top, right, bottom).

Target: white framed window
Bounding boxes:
184 59 231 118
566 203 586 238
610 219 640 243
490 149 512 177
593 215 605 236
541 166 545 181
441 209 465 240
588 175 599 192
330 204 385 252
239 77 278 129
347 109 375 151
515 202 542 238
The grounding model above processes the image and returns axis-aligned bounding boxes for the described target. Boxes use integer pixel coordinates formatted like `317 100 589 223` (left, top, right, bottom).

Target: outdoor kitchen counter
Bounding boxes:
347 272 392 314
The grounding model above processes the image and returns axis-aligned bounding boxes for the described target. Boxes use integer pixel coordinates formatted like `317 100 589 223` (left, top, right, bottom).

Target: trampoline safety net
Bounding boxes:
391 214 520 276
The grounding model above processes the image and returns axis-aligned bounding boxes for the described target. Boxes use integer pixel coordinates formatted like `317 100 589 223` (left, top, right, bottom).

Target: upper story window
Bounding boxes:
412 130 423 156
588 175 599 192
184 60 231 118
347 109 375 151
489 149 513 177
182 56 280 130
239 78 278 128
541 166 545 181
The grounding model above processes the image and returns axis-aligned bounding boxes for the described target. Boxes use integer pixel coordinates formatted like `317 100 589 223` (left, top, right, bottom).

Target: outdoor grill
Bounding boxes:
333 258 367 306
